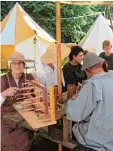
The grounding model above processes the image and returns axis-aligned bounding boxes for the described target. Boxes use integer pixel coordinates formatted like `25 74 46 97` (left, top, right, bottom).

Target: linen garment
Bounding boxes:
1 72 34 151
66 71 113 151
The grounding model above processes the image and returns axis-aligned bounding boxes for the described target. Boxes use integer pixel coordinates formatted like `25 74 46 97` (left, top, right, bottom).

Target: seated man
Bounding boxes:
62 46 87 92
66 52 113 151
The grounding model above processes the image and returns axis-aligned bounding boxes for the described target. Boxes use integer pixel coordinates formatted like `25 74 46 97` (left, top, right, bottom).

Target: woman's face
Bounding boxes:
104 45 112 54
10 60 25 74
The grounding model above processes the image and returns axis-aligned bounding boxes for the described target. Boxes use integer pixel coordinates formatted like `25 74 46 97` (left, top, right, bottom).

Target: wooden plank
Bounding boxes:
56 1 62 96
13 102 56 129
63 116 72 141
49 87 56 122
58 144 63 151
43 88 48 115
37 129 78 149
62 141 78 150
67 84 76 99
63 116 69 141
59 1 113 5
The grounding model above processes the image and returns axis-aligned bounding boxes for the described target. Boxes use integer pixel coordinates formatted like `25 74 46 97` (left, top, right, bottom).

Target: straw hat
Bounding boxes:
41 44 71 64
82 52 104 70
8 52 34 62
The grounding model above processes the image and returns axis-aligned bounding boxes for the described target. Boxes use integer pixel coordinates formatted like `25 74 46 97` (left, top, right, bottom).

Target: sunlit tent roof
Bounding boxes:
0 3 55 69
79 14 113 55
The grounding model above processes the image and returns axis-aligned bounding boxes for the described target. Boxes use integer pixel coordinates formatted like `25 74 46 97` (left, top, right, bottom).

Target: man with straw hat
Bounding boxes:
1 52 34 151
66 52 113 151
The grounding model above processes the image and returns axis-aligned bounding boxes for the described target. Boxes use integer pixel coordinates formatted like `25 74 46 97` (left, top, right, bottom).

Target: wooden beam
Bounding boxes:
58 144 63 151
49 87 56 122
59 1 113 6
106 5 113 32
56 2 62 96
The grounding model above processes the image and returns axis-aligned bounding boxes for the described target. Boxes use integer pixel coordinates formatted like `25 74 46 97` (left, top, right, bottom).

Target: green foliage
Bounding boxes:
1 1 113 43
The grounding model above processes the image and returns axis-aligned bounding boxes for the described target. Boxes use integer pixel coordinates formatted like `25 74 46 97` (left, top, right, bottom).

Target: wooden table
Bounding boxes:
3 112 78 151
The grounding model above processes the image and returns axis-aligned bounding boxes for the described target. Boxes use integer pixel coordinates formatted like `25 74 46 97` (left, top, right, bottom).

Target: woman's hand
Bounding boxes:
1 87 19 98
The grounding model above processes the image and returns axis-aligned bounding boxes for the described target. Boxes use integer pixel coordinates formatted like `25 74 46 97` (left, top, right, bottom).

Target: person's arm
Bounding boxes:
66 81 98 122
1 75 19 106
1 87 19 106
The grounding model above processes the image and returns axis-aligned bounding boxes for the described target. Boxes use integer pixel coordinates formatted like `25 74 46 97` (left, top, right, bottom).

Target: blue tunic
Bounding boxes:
66 71 113 151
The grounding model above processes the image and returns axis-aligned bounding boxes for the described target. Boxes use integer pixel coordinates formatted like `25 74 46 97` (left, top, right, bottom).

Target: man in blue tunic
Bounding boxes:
66 52 113 151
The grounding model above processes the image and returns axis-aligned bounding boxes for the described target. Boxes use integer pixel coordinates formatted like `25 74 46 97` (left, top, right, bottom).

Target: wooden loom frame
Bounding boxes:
13 80 57 129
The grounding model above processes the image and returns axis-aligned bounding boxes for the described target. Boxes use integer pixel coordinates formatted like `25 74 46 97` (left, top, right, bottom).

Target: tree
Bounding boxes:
1 1 112 43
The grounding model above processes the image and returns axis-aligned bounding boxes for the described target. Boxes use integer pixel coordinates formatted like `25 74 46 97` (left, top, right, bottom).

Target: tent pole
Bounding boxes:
106 5 113 32
56 1 62 96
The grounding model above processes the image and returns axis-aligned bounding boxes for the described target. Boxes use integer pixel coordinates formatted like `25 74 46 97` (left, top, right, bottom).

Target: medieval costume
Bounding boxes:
66 52 113 151
99 52 113 70
62 62 87 92
1 52 34 151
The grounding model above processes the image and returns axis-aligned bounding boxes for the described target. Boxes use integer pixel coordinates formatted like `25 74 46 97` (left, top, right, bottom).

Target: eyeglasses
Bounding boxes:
11 61 24 66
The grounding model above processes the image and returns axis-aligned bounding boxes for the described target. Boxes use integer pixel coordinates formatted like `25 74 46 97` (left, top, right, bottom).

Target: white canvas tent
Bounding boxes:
80 14 113 55
0 3 55 68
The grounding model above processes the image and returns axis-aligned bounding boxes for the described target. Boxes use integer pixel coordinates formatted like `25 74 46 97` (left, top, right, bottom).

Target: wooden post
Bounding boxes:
54 85 58 115
106 5 113 32
43 88 48 115
56 1 62 96
63 85 76 142
49 87 56 122
34 80 40 102
58 144 63 151
67 84 76 99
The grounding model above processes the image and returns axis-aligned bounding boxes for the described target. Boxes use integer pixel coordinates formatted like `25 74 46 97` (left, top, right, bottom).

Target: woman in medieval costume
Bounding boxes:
1 52 34 151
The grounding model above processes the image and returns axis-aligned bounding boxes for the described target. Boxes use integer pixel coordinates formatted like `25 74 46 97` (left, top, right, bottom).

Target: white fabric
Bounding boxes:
16 36 36 60
16 36 50 63
81 14 113 55
0 93 5 106
14 79 19 87
0 4 16 45
33 63 65 87
1 3 55 63
22 5 55 43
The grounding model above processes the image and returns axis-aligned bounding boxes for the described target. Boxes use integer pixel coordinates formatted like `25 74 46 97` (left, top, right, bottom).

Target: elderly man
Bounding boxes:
66 52 113 151
1 52 34 151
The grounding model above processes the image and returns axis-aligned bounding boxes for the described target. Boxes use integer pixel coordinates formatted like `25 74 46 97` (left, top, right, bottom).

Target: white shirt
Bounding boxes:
34 63 65 87
0 93 5 107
